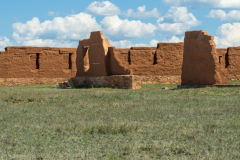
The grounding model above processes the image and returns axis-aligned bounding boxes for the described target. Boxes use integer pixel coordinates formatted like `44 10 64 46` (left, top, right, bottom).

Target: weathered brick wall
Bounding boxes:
0 46 77 78
216 48 228 73
108 43 183 76
181 30 226 85
76 31 110 77
225 47 240 75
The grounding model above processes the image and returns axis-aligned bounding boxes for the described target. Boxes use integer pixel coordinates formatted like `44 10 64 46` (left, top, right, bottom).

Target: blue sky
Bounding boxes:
1 0 240 51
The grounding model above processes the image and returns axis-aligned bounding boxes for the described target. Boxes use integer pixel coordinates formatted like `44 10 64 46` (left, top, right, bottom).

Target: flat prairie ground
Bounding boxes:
0 82 240 159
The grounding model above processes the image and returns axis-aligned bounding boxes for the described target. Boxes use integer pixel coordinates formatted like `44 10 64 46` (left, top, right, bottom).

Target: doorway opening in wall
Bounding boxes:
36 53 40 69
69 53 72 69
219 55 222 64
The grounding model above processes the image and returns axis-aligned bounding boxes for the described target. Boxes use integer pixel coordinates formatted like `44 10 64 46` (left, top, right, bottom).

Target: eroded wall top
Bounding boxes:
181 30 226 85
0 46 77 78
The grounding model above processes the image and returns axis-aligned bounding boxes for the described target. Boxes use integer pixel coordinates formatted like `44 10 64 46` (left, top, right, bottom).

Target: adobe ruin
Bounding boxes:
76 31 111 77
76 31 184 77
0 47 77 85
0 30 240 88
181 30 227 85
64 31 183 88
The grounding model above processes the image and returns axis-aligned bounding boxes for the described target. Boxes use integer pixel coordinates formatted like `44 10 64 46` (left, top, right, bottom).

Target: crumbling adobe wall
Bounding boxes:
129 47 156 66
76 31 184 77
110 43 184 76
155 42 184 75
225 47 240 75
216 48 228 74
181 30 227 85
76 31 111 77
0 47 77 78
107 47 132 75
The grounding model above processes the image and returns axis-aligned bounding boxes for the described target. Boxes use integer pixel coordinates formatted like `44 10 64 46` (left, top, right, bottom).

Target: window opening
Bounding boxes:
36 53 40 69
69 53 72 69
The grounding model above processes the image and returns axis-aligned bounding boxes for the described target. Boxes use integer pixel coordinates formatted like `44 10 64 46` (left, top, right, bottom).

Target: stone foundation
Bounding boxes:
137 75 181 84
178 84 240 89
67 75 181 89
0 75 182 88
225 75 240 81
68 76 141 89
0 78 69 86
0 75 237 88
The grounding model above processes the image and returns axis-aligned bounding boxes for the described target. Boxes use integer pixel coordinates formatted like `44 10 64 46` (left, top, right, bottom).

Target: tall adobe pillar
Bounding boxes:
181 30 227 85
76 31 111 77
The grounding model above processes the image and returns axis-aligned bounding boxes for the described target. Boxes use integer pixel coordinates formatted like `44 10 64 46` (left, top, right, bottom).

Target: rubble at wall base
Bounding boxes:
225 75 240 81
0 78 69 86
0 75 238 88
67 75 181 89
68 76 141 89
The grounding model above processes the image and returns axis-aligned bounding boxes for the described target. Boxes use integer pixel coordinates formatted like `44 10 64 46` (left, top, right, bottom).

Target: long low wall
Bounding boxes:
0 75 237 87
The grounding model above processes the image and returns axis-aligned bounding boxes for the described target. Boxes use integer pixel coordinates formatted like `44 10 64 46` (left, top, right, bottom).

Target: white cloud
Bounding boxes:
86 1 121 16
215 23 240 48
124 5 160 18
162 0 189 6
132 43 149 47
101 15 157 40
149 39 159 46
86 1 160 18
0 36 11 51
12 13 101 42
162 0 240 9
109 39 159 48
48 11 59 16
163 36 184 42
206 10 240 21
157 7 201 36
20 39 78 48
109 40 133 48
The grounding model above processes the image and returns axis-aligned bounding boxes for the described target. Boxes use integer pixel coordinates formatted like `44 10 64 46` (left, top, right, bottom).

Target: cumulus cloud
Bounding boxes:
48 11 59 16
215 23 240 48
86 1 160 18
162 0 189 6
109 39 159 48
157 7 201 36
0 36 11 51
109 40 133 48
20 39 78 48
101 15 157 40
163 36 184 42
86 1 121 16
149 39 159 47
132 43 149 47
12 13 101 43
206 10 240 21
124 5 160 18
162 0 240 9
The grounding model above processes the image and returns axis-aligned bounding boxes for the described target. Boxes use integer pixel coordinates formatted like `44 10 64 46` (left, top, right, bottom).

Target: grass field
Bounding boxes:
0 82 240 159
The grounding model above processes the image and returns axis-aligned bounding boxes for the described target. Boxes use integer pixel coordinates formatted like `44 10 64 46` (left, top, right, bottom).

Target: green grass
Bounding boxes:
0 83 240 159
